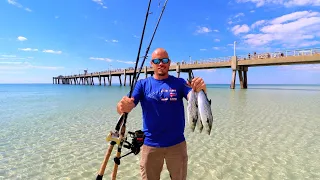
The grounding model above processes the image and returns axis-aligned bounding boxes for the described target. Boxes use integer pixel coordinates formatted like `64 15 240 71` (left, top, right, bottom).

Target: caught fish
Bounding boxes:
197 90 213 135
187 89 198 132
196 106 203 133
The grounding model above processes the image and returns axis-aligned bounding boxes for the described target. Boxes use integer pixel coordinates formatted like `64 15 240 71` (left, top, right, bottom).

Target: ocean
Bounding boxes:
1 83 319 180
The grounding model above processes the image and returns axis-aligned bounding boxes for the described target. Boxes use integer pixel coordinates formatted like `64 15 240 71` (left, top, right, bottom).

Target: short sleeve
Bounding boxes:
179 78 192 100
127 79 143 106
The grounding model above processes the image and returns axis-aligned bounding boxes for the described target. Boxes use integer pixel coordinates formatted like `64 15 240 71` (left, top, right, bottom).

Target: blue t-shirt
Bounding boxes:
128 75 192 147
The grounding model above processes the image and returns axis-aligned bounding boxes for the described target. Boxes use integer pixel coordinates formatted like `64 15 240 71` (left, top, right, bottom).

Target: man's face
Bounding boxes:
151 52 170 76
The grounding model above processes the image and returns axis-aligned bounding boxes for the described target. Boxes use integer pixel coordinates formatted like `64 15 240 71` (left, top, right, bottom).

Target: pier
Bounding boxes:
53 47 320 89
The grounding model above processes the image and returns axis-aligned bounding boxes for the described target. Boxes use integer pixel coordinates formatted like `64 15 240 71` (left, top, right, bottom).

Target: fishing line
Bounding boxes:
114 0 153 133
115 0 169 132
133 0 169 85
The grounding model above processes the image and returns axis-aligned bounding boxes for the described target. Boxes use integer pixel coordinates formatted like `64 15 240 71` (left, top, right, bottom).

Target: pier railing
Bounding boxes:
59 47 320 78
236 47 320 61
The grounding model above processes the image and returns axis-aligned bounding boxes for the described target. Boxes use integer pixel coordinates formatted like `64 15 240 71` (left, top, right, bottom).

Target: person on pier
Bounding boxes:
116 47 207 180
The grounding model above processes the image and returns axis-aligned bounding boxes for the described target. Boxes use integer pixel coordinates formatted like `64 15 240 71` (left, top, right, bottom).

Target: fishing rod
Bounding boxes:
109 0 154 177
96 0 152 179
133 0 169 85
96 0 169 178
115 0 169 134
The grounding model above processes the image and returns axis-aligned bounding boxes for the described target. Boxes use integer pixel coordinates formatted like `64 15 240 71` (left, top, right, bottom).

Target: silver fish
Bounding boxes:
196 106 203 133
197 90 213 135
187 89 198 132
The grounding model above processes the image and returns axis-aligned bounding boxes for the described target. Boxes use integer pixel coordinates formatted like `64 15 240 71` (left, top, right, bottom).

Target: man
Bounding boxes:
116 48 207 180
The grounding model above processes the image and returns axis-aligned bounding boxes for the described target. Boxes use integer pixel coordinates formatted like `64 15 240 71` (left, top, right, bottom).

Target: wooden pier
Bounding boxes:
53 47 320 89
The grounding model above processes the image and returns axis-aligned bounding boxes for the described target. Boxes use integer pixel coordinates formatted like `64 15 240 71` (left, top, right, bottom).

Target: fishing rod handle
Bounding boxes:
111 151 121 180
96 141 116 180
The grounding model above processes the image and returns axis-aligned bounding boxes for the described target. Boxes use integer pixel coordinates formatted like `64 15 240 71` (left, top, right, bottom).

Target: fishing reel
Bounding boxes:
114 130 145 165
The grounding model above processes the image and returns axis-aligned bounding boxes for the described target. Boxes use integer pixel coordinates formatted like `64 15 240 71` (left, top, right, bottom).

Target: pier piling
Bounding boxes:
144 66 148 78
176 64 180 78
123 69 127 86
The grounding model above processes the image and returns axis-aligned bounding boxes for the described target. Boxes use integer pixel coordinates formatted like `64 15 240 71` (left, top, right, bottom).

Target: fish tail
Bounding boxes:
199 125 203 133
190 124 196 132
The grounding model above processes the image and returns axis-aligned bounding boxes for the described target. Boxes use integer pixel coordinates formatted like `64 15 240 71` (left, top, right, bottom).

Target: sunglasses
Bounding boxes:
152 58 170 64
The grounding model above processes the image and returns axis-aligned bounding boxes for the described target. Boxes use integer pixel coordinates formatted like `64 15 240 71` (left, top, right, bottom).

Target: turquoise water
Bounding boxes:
1 83 320 180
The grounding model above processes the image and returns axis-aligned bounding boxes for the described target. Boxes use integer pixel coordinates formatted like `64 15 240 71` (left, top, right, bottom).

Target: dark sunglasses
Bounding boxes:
152 58 170 64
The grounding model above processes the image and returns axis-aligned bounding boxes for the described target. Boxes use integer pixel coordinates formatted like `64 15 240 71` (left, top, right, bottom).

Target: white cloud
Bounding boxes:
106 39 119 43
7 0 32 12
214 39 220 42
250 10 255 13
43 50 62 54
234 13 245 18
251 20 266 29
17 36 27 41
200 48 207 51
8 0 22 7
89 57 135 64
117 60 135 64
0 61 63 70
0 61 26 65
89 57 113 62
0 55 29 60
231 24 250 35
270 11 319 24
239 10 320 48
212 47 227 51
18 48 38 51
92 0 107 8
1 55 16 58
0 71 25 74
279 64 320 72
195 26 212 34
228 12 245 25
236 0 320 7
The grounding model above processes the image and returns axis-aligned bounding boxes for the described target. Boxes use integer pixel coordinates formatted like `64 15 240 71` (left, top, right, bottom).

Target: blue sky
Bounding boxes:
0 0 319 84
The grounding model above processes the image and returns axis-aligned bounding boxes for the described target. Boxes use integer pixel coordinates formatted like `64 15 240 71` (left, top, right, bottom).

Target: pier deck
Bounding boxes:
53 47 320 88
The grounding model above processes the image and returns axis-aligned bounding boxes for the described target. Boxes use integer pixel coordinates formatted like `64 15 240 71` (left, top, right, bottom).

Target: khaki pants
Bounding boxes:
139 141 188 180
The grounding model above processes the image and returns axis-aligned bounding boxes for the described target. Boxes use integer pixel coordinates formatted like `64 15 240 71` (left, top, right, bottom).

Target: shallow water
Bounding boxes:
1 84 319 180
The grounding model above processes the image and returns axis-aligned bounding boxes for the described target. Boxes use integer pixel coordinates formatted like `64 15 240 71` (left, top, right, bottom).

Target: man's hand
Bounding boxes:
187 77 207 93
117 96 135 114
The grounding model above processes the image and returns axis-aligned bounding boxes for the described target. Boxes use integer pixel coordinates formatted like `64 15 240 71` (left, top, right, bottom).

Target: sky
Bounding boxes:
0 0 320 84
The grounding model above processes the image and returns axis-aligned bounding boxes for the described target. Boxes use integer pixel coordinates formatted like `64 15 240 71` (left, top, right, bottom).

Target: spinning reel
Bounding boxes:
113 130 145 165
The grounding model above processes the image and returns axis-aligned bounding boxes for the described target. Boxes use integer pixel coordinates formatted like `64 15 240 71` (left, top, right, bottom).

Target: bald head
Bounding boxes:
150 47 171 79
151 48 169 60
